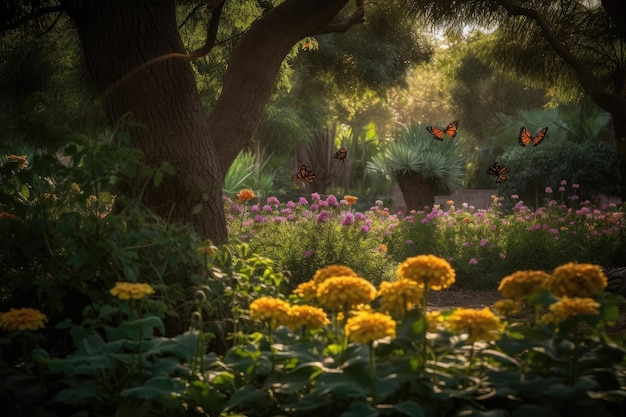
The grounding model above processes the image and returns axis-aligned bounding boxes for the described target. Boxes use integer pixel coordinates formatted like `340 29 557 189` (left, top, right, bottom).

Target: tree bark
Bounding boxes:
64 0 227 244
396 172 437 211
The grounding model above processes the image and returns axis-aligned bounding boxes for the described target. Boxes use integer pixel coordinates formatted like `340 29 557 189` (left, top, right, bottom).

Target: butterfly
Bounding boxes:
292 165 316 182
518 126 548 147
426 120 458 141
334 147 348 162
486 162 511 184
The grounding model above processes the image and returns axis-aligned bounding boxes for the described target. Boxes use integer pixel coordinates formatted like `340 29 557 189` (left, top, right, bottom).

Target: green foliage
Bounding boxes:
366 123 466 193
224 150 288 200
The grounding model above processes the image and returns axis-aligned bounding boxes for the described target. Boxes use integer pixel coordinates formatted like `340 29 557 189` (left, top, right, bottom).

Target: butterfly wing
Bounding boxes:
334 148 347 162
518 127 532 146
426 126 445 141
487 162 510 183
531 127 548 146
444 121 458 138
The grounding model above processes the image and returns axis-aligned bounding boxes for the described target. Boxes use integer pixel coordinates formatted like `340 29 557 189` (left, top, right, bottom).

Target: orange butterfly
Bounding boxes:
334 148 348 162
486 162 511 183
426 120 458 141
518 126 548 147
292 165 316 182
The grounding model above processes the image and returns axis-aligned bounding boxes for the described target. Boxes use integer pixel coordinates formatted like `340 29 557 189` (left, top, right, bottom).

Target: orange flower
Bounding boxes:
110 282 155 300
6 155 28 170
0 308 47 332
236 189 255 203
343 195 358 205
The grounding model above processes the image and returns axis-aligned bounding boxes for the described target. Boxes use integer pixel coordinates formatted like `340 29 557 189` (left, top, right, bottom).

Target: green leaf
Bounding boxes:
391 401 425 417
121 376 183 400
153 169 164 187
226 385 267 410
341 400 378 417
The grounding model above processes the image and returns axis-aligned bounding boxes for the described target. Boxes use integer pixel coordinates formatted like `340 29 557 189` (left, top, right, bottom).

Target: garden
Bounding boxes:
1 137 625 417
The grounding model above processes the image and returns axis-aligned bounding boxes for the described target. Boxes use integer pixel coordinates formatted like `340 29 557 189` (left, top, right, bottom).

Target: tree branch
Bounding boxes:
312 0 364 35
1 5 64 33
188 0 225 59
501 0 626 117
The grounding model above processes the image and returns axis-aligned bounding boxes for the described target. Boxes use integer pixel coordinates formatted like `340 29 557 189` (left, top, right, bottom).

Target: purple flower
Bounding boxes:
316 210 331 223
545 187 553 194
286 200 297 208
299 197 308 205
499 252 506 259
511 194 519 200
406 239 414 244
479 239 488 247
262 204 273 212
310 203 320 211
326 195 339 207
561 180 567 186
266 196 280 206
354 212 366 221
469 258 478 265
303 249 314 258
280 208 292 215
341 213 354 226
250 204 261 213
572 183 579 189
311 192 321 201
229 204 243 214
558 186 566 192
360 225 370 233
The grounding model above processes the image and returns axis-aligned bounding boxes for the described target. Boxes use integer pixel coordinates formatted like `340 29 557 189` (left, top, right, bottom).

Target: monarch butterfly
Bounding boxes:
334 147 348 162
292 165 316 182
518 126 548 147
426 120 458 141
486 162 511 184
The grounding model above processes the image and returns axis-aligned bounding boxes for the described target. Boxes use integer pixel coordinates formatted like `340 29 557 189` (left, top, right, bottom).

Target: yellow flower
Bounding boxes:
287 305 329 331
345 311 396 344
426 310 444 332
236 189 255 203
541 297 600 325
377 244 387 252
546 263 607 297
497 270 551 300
110 282 155 300
492 299 520 317
249 297 291 328
316 276 377 309
396 254 456 290
293 280 318 301
344 195 358 205
378 279 424 314
312 264 357 285
0 308 47 332
6 155 28 170
446 307 503 343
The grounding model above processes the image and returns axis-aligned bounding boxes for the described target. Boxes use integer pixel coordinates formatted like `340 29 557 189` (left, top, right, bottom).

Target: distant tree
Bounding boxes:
405 0 626 200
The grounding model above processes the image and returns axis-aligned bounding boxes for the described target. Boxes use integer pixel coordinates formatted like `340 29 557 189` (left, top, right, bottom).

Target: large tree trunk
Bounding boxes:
396 172 437 211
62 0 361 245
65 0 227 244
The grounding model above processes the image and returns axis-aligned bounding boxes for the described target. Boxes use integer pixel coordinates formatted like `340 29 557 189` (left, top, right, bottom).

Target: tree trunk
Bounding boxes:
65 0 227 244
396 172 437 211
63 0 360 246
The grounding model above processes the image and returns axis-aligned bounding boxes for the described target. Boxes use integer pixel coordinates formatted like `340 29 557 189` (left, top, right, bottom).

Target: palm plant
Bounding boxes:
366 123 466 210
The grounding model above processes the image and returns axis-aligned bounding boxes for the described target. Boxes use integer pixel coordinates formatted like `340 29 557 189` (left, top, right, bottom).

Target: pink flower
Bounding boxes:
572 183 579 189
469 258 478 265
316 210 331 223
560 180 567 185
341 213 354 226
545 187 553 194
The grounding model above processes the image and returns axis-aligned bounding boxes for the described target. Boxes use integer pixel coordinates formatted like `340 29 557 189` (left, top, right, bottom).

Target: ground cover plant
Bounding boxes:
1 144 625 417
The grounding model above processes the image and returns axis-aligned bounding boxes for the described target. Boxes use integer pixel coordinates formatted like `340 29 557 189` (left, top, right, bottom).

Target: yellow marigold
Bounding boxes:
497 270 551 300
293 280 318 301
312 264 357 285
541 296 600 325
110 282 155 300
316 276 377 309
378 279 424 314
0 212 19 221
377 244 387 252
344 195 358 205
396 254 456 290
446 307 503 343
426 310 444 332
236 188 255 203
492 299 520 317
249 297 291 328
6 155 28 170
287 305 329 331
546 263 607 297
345 311 396 344
0 308 47 332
